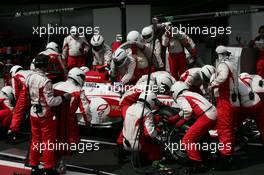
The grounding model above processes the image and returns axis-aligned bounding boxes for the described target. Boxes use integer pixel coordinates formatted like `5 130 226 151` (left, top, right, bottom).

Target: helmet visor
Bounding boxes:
115 58 126 67
142 34 152 40
92 44 103 52
201 72 210 83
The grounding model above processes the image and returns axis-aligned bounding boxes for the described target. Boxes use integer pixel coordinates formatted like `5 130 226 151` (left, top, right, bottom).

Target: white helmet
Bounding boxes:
91 34 104 47
200 65 216 83
68 67 86 86
215 45 229 54
112 48 127 67
10 65 23 77
171 81 189 99
46 42 59 53
215 45 231 61
156 74 173 94
141 26 153 43
239 72 250 79
127 30 141 42
138 90 159 110
1 86 14 100
80 66 90 73
91 34 104 51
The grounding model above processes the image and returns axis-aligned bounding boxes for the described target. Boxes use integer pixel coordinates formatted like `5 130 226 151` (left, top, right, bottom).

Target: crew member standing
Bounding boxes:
90 34 112 68
54 67 91 144
209 46 240 169
62 26 90 70
40 42 67 83
142 26 164 69
161 23 198 80
26 54 71 175
9 65 33 134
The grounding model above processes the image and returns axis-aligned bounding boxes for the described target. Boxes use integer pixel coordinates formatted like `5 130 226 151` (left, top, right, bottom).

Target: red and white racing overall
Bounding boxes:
10 70 33 132
238 77 264 141
92 44 112 67
40 49 67 83
241 74 264 100
63 35 89 70
0 91 13 128
171 91 216 162
122 101 160 161
110 54 137 85
53 79 90 144
179 67 203 94
117 80 156 145
113 42 161 84
144 39 164 69
210 59 240 157
26 69 63 169
162 30 197 80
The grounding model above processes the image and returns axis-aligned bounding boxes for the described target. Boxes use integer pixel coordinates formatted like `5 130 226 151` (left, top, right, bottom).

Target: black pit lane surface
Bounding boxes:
1 128 264 175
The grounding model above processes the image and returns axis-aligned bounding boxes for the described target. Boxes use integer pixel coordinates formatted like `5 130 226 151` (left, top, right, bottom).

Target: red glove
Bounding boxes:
167 114 181 124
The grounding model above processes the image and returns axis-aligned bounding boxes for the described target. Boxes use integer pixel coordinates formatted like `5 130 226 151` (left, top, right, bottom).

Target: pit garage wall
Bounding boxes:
0 4 93 54
228 4 264 46
93 5 151 45
228 4 264 74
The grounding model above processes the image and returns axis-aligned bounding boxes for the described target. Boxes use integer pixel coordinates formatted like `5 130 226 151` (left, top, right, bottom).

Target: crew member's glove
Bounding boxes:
62 93 71 101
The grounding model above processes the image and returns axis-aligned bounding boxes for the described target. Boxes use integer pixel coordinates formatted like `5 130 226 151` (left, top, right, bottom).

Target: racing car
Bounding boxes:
77 66 177 128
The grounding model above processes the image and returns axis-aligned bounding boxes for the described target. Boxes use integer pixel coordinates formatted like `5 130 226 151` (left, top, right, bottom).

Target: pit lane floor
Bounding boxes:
0 127 264 175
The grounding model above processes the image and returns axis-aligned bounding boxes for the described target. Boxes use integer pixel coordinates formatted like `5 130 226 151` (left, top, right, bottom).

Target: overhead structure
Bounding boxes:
154 7 264 22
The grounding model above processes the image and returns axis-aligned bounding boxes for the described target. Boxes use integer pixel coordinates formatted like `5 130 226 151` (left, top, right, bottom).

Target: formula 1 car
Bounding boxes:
77 66 177 128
